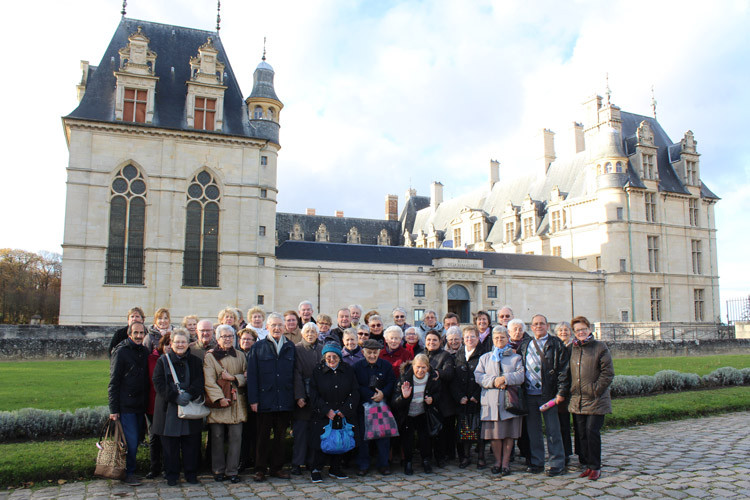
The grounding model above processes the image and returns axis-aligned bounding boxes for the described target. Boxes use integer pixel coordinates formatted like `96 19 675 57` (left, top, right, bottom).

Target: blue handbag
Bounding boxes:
320 416 356 454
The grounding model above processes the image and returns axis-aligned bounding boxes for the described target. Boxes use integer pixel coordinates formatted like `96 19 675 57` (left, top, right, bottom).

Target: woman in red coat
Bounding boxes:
380 326 413 378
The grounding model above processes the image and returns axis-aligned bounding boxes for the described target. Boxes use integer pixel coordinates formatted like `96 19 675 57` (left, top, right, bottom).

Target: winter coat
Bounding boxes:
188 339 216 362
426 348 457 417
284 327 302 345
247 336 296 413
108 338 150 414
516 334 570 401
326 327 347 346
310 361 360 426
151 350 205 436
144 324 172 352
403 341 424 357
147 348 160 415
342 346 365 367
204 348 247 425
568 340 614 415
353 358 396 408
293 340 323 420
380 345 414 379
475 350 525 422
391 362 441 426
417 321 444 343
451 345 486 413
478 328 494 353
108 325 129 358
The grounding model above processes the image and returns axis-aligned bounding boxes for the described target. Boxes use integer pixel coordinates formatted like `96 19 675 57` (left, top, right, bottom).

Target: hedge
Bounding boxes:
610 366 748 398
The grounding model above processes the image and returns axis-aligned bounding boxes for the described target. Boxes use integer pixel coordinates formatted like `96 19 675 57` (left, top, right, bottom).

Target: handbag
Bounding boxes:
504 384 528 416
203 355 236 408
457 410 480 441
425 405 443 437
320 416 356 454
363 401 399 440
94 419 127 480
165 353 211 420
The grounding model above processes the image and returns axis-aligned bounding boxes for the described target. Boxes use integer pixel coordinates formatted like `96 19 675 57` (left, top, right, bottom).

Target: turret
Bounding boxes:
245 52 283 144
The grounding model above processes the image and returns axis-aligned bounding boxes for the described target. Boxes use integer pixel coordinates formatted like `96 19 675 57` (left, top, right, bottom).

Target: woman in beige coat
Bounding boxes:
204 324 247 483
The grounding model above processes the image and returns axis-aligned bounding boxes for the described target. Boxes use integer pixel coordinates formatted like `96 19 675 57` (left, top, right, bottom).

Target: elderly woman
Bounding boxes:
403 326 423 356
424 330 457 466
151 330 205 486
342 329 365 366
451 325 486 468
316 314 332 342
182 315 199 342
392 307 411 333
392 353 440 475
444 326 462 355
233 308 247 330
380 326 414 379
246 307 268 340
146 308 173 351
283 310 303 344
238 329 258 354
367 315 385 345
474 311 493 353
356 324 370 346
569 316 614 481
309 343 359 483
475 325 525 476
554 321 575 462
204 324 247 483
291 322 324 476
417 310 444 343
217 308 239 333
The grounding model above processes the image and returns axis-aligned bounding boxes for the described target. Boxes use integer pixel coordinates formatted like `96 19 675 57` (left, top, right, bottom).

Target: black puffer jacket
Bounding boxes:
516 334 570 401
426 348 456 417
108 338 150 414
450 345 486 413
310 360 360 425
391 362 441 427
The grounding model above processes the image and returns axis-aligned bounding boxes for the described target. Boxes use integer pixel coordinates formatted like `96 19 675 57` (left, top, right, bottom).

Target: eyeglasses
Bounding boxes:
370 323 382 328
219 334 235 339
574 327 590 333
499 315 512 318
394 315 405 319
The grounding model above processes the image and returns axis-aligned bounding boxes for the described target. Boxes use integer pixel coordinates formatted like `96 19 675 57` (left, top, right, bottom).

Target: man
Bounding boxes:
417 309 444 343
189 319 216 361
443 312 460 330
108 307 145 357
326 308 352 345
297 301 315 328
498 306 514 327
247 313 296 481
108 322 150 486
391 307 411 333
516 314 570 476
349 304 363 327
353 339 396 476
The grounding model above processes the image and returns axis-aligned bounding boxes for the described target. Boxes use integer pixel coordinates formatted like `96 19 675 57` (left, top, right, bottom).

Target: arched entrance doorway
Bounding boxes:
447 284 471 323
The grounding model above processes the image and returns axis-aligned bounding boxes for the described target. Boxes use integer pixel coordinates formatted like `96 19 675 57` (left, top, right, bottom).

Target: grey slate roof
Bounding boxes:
276 241 587 273
276 213 402 246
66 18 278 143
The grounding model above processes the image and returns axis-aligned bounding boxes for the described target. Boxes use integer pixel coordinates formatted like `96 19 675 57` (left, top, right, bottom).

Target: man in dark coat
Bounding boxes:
108 307 145 357
109 321 150 485
325 308 352 345
353 339 396 475
247 313 296 482
516 314 570 476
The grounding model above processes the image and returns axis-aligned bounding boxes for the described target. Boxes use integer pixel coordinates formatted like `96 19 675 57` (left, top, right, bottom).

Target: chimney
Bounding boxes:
335 210 344 218
405 188 416 201
571 122 585 153
489 159 500 189
537 129 556 174
306 208 316 216
385 194 398 221
77 60 90 102
430 181 443 210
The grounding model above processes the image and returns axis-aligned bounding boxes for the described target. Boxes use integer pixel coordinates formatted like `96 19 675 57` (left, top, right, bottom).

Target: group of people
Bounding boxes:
107 302 614 487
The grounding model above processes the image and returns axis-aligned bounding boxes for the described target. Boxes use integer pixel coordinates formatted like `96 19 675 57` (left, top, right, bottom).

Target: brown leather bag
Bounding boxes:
204 356 237 408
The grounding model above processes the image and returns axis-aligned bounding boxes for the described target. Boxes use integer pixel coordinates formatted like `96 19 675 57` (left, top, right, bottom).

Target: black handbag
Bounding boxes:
426 406 443 437
504 384 528 416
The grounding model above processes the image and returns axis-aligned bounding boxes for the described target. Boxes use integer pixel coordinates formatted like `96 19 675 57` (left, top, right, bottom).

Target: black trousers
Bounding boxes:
241 412 257 469
402 414 432 463
437 415 457 460
255 411 291 473
557 406 573 458
161 433 201 481
517 416 530 460
574 414 605 470
145 414 163 475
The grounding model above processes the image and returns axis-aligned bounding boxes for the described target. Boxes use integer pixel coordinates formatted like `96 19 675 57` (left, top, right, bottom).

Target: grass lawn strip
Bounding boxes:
612 354 749 376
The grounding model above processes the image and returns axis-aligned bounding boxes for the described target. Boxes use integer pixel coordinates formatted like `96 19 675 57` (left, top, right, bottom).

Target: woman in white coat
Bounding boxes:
474 325 525 476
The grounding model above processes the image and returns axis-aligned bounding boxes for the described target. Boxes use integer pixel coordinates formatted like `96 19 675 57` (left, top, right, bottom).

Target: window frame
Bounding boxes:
194 96 217 131
650 287 662 321
123 88 148 123
414 283 426 297
487 285 498 299
182 171 221 287
647 235 659 272
105 165 146 285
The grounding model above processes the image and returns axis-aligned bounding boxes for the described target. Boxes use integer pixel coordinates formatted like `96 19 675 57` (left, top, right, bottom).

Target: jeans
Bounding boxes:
557 406 573 458
574 414 605 470
120 413 145 475
525 394 565 471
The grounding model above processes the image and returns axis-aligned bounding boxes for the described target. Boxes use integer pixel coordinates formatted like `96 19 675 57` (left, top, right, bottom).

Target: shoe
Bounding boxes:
123 475 141 486
404 461 413 475
501 467 511 476
145 472 157 480
186 476 200 485
491 466 502 474
290 465 302 476
229 475 241 484
378 467 391 476
526 465 544 474
588 470 601 481
546 468 565 477
167 478 178 486
311 470 323 483
477 457 487 469
253 471 266 482
357 469 368 476
271 469 291 479
329 467 348 479
213 473 226 482
422 461 433 474
579 468 592 478
458 457 470 469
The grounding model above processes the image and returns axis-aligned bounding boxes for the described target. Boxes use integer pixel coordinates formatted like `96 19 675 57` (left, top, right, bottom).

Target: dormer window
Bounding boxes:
124 88 148 123
194 97 216 131
186 37 226 131
643 153 656 179
114 27 158 124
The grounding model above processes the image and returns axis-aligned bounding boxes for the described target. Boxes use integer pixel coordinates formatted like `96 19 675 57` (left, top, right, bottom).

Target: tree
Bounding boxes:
0 249 61 324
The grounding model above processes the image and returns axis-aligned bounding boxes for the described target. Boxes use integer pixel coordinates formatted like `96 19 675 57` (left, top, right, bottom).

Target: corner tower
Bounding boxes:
245 52 283 144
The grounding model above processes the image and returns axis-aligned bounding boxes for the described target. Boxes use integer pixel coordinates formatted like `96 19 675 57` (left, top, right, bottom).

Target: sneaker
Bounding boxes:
123 475 141 486
329 467 348 479
311 470 323 483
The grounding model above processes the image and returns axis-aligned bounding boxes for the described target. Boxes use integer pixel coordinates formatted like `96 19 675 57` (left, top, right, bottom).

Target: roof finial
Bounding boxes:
651 85 657 119
262 36 267 61
605 72 612 105
121 0 127 17
216 0 221 32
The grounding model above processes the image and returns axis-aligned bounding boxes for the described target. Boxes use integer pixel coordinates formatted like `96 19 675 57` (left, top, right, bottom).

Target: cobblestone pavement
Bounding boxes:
3 412 749 500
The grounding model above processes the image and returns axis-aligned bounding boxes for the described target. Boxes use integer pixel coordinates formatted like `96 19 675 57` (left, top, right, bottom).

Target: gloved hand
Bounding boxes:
176 392 192 406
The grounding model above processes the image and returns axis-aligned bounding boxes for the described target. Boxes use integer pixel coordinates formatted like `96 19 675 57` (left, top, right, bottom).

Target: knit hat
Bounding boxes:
362 339 384 351
321 342 342 359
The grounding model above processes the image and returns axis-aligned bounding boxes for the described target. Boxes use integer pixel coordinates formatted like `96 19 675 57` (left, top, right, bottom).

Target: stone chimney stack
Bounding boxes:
306 208 316 216
335 210 344 218
571 122 585 153
537 129 556 174
489 159 500 190
430 181 443 210
385 194 398 221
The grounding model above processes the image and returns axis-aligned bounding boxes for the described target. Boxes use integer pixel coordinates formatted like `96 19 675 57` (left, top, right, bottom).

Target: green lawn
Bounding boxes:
612 354 750 376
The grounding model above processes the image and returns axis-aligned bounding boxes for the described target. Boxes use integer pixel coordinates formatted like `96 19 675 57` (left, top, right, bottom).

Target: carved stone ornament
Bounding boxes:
637 121 655 147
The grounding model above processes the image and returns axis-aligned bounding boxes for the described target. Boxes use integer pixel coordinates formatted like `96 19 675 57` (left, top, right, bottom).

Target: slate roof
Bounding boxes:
276 241 587 273
276 213 402 246
66 18 277 142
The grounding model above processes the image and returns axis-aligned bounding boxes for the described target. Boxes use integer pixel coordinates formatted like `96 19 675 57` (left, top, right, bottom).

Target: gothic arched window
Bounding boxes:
106 164 147 284
182 171 220 287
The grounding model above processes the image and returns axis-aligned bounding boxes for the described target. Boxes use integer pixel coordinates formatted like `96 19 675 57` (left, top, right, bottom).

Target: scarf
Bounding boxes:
300 337 318 350
490 344 512 362
573 333 595 347
211 346 236 361
478 328 491 344
268 334 285 355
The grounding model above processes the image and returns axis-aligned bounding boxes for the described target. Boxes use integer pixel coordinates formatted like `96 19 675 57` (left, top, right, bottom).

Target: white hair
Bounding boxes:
392 307 406 317
348 304 363 313
384 325 404 340
266 312 283 327
507 318 526 332
301 322 320 336
298 300 313 310
215 324 235 339
445 326 461 338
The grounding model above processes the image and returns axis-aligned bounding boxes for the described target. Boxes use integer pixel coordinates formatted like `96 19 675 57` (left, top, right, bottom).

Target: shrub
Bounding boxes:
741 367 750 384
637 374 658 394
701 367 744 387
0 406 108 442
654 370 689 391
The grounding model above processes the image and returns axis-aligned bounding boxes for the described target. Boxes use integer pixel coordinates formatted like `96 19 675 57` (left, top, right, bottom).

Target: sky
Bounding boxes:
1 0 749 319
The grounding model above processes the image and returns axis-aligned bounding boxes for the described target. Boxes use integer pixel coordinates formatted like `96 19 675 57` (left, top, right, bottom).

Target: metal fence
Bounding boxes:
726 296 750 324
595 322 734 342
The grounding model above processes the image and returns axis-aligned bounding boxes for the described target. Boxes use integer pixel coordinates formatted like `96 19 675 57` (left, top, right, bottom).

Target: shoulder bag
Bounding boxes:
94 419 127 479
165 354 211 419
